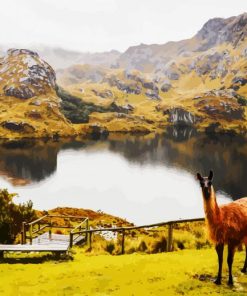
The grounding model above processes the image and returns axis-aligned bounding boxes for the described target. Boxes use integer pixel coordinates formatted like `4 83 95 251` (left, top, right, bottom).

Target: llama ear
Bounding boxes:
197 173 203 181
208 170 213 180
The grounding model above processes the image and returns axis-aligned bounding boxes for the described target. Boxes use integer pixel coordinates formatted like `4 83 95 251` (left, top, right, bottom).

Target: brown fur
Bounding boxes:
203 187 247 245
197 170 247 285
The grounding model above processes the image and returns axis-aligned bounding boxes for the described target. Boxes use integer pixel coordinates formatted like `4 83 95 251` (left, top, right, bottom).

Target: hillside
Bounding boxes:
0 49 134 139
34 46 121 70
57 13 247 134
1 249 247 295
0 49 76 139
0 13 247 139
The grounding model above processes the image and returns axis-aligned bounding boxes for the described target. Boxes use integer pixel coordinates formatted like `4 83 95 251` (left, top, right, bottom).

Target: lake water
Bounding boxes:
0 127 246 225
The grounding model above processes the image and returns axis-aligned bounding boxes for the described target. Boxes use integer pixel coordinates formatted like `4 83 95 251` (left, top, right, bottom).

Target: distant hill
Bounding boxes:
0 13 246 138
26 46 121 70
56 13 247 134
117 13 247 73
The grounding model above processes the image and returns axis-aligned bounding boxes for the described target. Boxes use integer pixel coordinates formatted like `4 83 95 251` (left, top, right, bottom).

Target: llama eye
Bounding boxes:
208 182 212 186
200 182 204 187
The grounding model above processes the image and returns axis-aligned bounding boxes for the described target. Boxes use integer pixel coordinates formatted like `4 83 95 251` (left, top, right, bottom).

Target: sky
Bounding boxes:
0 0 247 53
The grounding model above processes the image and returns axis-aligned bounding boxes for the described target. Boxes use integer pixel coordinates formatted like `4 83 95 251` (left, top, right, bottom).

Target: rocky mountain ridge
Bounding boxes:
117 13 247 73
56 13 247 133
0 13 246 138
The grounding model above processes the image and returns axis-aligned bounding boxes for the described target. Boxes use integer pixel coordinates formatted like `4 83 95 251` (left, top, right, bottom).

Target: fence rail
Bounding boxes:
21 215 205 253
72 217 205 254
22 214 89 245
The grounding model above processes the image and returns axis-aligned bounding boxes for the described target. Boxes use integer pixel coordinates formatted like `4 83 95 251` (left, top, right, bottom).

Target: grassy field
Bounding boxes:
1 248 247 296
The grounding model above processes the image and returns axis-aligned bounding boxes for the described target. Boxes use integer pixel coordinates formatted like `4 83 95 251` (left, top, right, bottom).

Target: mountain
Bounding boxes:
0 46 121 70
117 13 247 73
23 46 121 70
0 49 145 139
0 13 246 139
0 48 76 138
56 13 247 134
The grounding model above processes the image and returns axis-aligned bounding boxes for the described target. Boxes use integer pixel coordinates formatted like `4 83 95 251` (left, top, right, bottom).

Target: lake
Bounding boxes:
0 127 246 225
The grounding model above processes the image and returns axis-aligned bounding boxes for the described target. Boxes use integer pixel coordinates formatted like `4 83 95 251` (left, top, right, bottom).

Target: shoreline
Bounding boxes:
0 124 246 142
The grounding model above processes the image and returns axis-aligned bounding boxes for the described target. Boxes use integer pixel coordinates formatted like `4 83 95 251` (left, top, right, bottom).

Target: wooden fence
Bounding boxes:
22 214 89 245
72 217 205 254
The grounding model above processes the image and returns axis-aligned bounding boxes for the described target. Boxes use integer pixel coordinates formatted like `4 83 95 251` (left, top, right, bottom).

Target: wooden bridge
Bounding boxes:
0 214 89 258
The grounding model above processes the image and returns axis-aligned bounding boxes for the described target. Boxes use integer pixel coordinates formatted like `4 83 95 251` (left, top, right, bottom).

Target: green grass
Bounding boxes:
1 248 247 295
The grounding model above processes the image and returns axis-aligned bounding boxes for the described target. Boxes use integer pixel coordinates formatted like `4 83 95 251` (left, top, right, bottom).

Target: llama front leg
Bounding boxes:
215 243 224 285
241 245 247 273
227 243 236 285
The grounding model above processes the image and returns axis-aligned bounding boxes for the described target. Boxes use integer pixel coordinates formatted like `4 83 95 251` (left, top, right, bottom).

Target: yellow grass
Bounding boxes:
1 248 247 295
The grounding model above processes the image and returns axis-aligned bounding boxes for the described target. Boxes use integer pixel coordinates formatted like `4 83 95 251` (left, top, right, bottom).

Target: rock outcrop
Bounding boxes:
107 77 142 94
0 49 56 99
161 82 172 92
163 107 202 126
0 49 75 138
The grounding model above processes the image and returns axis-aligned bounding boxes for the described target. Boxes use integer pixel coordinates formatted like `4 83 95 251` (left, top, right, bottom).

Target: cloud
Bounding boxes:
0 0 246 52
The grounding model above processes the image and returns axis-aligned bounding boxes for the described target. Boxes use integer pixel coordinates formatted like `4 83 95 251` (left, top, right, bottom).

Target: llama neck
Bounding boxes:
203 186 221 224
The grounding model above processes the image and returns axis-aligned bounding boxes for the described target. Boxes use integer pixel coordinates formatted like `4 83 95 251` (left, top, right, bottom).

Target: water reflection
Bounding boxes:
0 128 246 224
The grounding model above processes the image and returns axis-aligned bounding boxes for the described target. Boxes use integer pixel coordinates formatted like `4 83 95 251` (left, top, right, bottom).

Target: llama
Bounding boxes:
196 170 247 285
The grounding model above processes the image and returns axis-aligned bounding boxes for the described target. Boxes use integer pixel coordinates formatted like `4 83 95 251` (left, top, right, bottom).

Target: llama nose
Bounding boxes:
203 188 210 198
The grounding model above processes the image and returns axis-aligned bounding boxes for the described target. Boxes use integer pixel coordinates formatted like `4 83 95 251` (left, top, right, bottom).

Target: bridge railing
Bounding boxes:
70 218 89 247
22 214 88 245
71 217 205 254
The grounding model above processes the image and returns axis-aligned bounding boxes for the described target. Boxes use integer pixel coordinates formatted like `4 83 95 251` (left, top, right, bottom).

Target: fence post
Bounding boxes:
21 222 26 244
167 223 173 252
69 232 73 248
121 230 125 255
85 219 89 242
29 224 33 245
89 232 92 249
49 216 52 240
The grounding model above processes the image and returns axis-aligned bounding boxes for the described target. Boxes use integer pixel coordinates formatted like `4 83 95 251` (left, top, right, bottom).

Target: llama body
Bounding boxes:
204 190 247 244
197 171 247 285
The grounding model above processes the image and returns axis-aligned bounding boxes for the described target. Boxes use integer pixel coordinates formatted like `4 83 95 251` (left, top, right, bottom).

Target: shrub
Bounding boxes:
0 189 36 243
56 86 109 124
137 240 148 252
106 241 115 254
150 236 167 253
237 96 247 106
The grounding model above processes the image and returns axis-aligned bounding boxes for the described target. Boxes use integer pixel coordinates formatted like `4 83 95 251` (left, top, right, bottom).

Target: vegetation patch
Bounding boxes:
0 189 36 243
56 86 108 123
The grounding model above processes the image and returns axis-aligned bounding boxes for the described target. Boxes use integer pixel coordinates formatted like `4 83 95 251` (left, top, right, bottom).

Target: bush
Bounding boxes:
150 236 167 253
106 241 115 254
138 240 148 252
0 189 36 243
237 95 247 106
56 86 109 124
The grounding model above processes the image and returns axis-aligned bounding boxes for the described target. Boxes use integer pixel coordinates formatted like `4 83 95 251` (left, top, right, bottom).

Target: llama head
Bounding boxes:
196 170 213 200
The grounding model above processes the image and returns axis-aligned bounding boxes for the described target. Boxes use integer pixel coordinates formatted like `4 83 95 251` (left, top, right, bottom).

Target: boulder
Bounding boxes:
3 85 35 99
161 83 172 92
202 103 245 120
91 89 113 98
231 76 247 90
142 81 158 91
107 77 142 95
145 89 160 100
110 102 134 113
196 97 245 121
164 107 202 126
89 124 109 140
1 121 35 133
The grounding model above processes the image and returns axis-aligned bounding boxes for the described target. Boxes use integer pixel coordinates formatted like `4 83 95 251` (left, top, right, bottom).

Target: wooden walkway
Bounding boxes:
0 232 85 253
0 215 89 257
